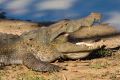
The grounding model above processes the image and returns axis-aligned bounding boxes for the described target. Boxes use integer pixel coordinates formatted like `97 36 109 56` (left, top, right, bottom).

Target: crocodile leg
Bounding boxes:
23 53 61 72
0 46 62 72
55 42 100 53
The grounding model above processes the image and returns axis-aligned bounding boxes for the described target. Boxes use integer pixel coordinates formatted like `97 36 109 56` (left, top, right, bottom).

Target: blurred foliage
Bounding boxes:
0 10 6 19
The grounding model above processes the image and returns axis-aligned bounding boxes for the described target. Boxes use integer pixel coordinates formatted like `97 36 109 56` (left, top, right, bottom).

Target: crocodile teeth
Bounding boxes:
76 42 93 46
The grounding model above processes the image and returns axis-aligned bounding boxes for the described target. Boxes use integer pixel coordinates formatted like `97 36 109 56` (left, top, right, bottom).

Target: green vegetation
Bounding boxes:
97 49 113 57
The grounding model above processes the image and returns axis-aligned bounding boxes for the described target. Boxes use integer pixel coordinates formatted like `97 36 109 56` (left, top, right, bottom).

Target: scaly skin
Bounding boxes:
0 29 100 72
0 13 102 72
0 32 20 45
21 12 102 44
0 33 100 72
0 38 61 72
48 12 102 42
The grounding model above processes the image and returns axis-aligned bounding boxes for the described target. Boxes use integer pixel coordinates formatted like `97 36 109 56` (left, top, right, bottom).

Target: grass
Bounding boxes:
97 49 113 57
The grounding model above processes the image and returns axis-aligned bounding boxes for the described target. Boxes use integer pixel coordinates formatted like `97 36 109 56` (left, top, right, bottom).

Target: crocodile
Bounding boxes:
0 31 100 72
0 12 102 72
47 12 102 42
0 32 20 45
